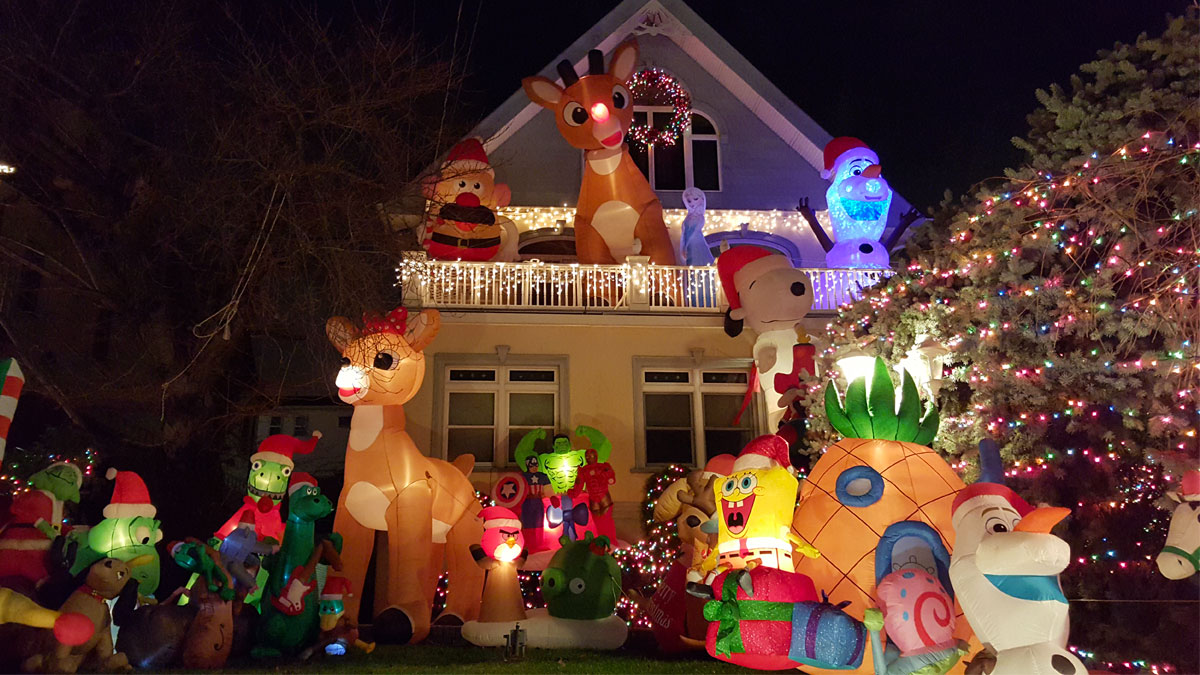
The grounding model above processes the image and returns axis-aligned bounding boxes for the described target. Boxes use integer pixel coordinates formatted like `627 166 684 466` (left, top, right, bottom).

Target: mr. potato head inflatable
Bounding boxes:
716 247 815 427
421 138 518 262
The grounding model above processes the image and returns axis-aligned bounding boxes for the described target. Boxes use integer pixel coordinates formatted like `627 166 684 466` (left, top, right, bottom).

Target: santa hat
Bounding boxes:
445 138 493 175
951 482 1034 522
252 432 320 468
479 506 521 530
321 575 353 601
822 136 871 179
103 468 157 520
732 435 791 472
1180 469 1200 501
716 246 783 319
287 472 318 496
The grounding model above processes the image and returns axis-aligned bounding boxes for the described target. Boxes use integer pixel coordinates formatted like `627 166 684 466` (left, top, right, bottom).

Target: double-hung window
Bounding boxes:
434 355 569 467
634 357 762 469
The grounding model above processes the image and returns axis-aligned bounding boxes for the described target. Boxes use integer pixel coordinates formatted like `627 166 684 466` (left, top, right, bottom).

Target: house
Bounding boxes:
261 0 910 543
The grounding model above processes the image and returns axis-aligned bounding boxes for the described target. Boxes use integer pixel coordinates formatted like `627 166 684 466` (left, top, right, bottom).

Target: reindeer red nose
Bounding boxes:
590 102 609 122
862 164 882 178
455 192 481 207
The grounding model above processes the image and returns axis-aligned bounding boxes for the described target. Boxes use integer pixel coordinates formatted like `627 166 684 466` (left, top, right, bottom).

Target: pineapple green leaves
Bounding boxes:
824 356 940 444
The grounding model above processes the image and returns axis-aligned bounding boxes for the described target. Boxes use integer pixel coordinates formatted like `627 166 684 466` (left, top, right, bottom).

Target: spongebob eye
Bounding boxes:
739 475 757 491
722 479 736 497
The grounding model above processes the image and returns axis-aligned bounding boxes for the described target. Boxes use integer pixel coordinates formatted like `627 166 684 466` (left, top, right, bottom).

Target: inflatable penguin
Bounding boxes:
948 440 1087 675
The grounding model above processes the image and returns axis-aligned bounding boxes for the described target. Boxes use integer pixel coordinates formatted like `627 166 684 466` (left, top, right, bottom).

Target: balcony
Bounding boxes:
398 257 890 315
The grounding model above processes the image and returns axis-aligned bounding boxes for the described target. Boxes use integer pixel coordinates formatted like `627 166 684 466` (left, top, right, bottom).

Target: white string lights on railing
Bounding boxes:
395 257 889 313
492 206 827 239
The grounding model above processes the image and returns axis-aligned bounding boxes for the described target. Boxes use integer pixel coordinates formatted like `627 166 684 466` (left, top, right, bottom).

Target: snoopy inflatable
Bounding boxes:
949 440 1087 675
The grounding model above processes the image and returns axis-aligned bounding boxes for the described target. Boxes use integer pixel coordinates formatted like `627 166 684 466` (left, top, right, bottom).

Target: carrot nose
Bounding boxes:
1014 506 1070 533
590 102 609 122
863 164 882 178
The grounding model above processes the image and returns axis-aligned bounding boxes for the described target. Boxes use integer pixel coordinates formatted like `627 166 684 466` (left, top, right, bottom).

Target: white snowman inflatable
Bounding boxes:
949 440 1087 675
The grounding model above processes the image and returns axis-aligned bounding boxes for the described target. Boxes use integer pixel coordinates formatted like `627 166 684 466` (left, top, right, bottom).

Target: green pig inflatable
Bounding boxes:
70 469 163 596
541 532 621 620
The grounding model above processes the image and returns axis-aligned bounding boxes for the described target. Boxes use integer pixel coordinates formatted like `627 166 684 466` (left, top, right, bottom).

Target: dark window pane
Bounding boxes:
654 137 686 190
450 369 496 381
448 428 495 464
691 113 716 135
692 139 720 191
509 370 555 382
448 392 494 425
645 393 692 427
704 393 752 429
703 371 748 384
705 429 754 456
633 110 648 126
508 428 552 464
509 393 555 426
293 415 309 436
646 429 694 465
645 371 689 383
268 416 282 435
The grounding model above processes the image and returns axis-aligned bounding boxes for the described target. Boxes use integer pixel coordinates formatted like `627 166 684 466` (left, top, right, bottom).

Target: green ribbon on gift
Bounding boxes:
702 570 795 657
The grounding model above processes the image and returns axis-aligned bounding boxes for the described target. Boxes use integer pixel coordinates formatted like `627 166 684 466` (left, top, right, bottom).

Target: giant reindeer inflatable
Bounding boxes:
326 307 484 644
522 40 678 266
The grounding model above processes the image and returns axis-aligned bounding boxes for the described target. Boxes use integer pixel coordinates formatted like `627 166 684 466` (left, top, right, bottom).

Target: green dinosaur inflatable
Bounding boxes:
252 473 342 658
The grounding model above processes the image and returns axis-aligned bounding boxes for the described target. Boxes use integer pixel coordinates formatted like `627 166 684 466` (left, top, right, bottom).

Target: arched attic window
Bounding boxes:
629 110 721 192
703 230 803 267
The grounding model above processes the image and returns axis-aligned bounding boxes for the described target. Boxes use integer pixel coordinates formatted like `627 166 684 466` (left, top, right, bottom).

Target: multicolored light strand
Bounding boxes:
626 68 692 149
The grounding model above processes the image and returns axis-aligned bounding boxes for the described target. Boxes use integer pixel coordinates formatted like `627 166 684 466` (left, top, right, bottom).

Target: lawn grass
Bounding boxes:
206 645 749 674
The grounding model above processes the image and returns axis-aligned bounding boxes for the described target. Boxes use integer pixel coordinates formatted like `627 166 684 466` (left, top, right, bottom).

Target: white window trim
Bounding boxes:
432 353 570 468
630 107 722 193
632 356 764 470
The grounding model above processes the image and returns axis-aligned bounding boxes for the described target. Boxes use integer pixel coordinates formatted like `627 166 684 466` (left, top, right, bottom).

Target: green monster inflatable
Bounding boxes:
541 532 622 620
253 472 342 658
70 469 162 597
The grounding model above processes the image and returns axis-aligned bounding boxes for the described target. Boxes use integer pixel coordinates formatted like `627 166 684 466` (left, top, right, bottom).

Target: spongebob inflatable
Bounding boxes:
695 435 817 579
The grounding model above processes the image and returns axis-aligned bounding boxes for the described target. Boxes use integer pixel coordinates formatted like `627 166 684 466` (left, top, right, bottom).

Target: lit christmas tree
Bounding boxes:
798 14 1198 673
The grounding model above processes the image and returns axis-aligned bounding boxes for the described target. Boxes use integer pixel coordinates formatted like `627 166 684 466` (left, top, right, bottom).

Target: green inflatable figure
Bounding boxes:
514 426 611 495
170 539 235 602
253 472 343 659
541 532 621 620
69 469 162 597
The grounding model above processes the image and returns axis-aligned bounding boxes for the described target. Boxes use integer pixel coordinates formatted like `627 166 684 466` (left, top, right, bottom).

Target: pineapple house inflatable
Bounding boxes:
793 357 978 674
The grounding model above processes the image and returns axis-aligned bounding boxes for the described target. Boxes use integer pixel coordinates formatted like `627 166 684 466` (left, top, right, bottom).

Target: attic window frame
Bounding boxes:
629 107 722 193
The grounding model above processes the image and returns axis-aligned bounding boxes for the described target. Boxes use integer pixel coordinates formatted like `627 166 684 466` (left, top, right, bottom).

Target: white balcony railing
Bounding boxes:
397 257 890 314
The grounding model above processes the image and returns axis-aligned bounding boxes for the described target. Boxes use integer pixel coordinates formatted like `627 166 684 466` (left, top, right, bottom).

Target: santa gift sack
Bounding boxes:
704 567 818 671
788 593 868 670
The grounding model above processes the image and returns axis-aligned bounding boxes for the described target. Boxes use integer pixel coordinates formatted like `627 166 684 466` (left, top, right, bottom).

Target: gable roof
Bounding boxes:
473 0 833 173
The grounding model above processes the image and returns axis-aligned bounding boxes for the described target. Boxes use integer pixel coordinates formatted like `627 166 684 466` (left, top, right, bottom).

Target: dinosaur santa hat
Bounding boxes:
445 137 493 175
287 471 318 496
716 246 785 321
103 468 157 519
732 434 792 472
251 432 321 468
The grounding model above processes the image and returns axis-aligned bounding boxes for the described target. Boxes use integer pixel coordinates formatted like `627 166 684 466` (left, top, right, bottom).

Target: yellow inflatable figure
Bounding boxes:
697 436 818 578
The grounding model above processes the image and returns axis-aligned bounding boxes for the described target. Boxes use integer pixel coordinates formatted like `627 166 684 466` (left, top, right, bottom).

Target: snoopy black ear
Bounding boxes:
723 309 744 337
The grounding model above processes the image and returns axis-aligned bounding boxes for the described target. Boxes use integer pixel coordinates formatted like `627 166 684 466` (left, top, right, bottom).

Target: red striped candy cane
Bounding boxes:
0 358 25 464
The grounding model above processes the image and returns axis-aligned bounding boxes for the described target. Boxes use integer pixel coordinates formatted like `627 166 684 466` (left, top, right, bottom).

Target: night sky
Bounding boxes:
390 0 1189 210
